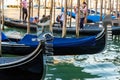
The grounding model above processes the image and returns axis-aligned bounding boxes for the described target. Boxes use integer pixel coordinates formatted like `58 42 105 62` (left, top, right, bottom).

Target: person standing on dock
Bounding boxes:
21 0 28 22
74 2 87 29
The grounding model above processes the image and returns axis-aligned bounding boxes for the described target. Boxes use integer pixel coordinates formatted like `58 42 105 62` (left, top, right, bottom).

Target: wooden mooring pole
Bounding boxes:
76 0 80 37
27 0 31 34
69 0 73 28
62 0 67 38
95 0 98 15
20 0 22 20
100 0 103 21
49 0 53 33
44 0 47 16
1 0 4 30
37 0 40 18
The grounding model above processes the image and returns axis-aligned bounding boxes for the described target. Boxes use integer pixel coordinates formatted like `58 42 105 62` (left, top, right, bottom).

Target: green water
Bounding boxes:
44 35 120 80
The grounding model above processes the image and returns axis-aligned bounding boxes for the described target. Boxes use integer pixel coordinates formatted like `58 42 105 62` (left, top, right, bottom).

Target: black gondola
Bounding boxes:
0 40 45 80
41 15 112 55
4 17 120 35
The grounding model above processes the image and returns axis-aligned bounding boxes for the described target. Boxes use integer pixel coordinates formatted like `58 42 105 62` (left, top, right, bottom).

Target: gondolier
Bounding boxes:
74 2 87 29
21 0 28 22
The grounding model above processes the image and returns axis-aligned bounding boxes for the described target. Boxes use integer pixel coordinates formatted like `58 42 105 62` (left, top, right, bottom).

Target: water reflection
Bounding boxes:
45 35 120 80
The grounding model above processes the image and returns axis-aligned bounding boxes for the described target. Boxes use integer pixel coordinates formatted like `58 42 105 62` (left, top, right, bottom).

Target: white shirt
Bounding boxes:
60 13 64 21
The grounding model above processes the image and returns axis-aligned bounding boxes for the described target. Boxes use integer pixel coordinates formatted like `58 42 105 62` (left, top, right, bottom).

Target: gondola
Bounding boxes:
61 7 116 23
52 8 119 35
0 15 111 80
4 16 50 32
4 15 120 35
1 32 39 55
4 18 37 31
0 40 45 80
40 15 112 55
44 25 105 55
53 22 120 35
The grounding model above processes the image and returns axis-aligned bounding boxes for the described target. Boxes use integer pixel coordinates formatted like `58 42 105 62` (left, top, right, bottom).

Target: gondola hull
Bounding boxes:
2 42 36 55
4 18 120 35
53 35 105 55
4 19 37 31
53 24 120 35
0 41 45 80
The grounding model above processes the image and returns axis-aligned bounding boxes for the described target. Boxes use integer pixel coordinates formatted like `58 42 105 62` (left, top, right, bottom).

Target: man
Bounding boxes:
56 12 64 27
21 0 28 22
33 17 39 23
74 2 87 29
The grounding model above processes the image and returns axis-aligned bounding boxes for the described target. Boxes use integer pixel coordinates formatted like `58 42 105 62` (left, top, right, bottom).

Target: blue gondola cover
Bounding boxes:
18 34 39 47
61 7 116 22
1 32 9 41
50 36 96 47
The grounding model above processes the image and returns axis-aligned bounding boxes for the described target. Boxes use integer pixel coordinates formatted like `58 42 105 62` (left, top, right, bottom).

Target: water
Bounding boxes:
44 35 120 80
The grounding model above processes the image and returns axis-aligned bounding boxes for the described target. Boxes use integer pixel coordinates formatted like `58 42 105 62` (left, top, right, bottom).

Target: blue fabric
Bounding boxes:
51 36 96 47
87 15 116 22
1 32 9 41
18 34 39 47
88 9 100 14
61 7 116 22
30 17 34 22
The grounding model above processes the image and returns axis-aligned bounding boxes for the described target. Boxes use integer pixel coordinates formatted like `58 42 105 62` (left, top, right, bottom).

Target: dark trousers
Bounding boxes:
80 17 85 29
22 7 27 21
60 21 63 27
